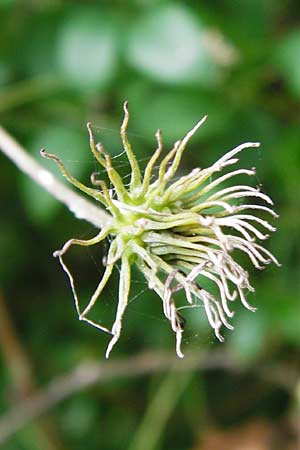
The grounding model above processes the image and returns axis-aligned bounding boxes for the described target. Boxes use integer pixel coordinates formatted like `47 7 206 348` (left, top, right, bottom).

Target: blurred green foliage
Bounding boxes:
1 1 300 449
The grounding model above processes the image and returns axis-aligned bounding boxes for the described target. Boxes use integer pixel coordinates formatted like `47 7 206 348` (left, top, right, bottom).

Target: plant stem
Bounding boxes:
0 126 111 229
0 75 63 113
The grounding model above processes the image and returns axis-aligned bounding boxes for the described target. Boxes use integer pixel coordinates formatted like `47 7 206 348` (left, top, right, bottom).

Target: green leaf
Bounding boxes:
131 90 232 144
56 8 118 90
275 29 300 97
126 5 221 85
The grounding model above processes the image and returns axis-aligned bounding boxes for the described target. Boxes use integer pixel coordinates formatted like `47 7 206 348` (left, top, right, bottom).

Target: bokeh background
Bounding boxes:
1 1 300 449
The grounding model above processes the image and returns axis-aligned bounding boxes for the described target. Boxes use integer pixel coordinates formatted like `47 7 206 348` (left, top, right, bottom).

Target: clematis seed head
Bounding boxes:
41 102 280 358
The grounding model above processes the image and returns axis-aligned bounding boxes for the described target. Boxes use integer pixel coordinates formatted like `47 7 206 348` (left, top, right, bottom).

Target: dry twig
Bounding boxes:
0 125 111 229
0 349 298 445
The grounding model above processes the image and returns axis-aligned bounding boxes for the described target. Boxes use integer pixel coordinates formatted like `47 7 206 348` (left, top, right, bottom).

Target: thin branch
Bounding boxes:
0 349 297 445
0 126 111 229
0 75 64 113
0 350 238 444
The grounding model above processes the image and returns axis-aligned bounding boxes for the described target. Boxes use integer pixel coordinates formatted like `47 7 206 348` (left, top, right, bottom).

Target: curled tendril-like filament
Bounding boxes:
43 101 279 358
